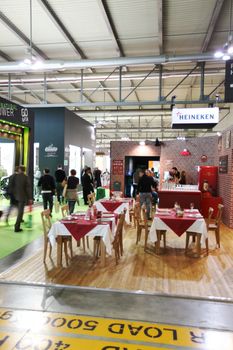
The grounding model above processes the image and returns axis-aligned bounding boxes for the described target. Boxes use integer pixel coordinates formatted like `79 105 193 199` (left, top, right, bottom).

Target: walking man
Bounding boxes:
11 165 32 232
137 169 155 219
54 165 66 204
38 168 56 214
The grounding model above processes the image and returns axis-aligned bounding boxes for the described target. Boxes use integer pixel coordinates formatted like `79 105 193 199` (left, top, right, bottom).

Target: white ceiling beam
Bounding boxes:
201 0 225 52
157 0 163 54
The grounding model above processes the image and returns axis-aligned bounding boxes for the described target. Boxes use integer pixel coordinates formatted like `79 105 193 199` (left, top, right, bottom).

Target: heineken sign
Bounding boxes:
172 107 219 129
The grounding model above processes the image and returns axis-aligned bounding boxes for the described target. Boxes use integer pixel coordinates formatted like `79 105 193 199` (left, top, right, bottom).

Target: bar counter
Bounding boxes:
158 190 202 210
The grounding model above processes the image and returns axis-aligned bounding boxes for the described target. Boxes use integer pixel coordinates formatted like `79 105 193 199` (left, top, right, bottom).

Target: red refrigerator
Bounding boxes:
198 166 218 194
198 166 222 218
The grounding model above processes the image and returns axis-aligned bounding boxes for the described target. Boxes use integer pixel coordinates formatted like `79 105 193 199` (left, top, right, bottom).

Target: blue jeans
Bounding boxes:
68 200 76 214
139 192 152 219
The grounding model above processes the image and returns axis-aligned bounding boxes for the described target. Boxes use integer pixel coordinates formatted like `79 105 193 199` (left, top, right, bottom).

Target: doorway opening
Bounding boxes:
125 156 160 197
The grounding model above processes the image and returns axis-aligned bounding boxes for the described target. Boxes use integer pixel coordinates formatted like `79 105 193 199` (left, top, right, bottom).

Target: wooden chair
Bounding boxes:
112 211 126 264
208 204 224 248
185 207 213 256
61 204 69 217
87 192 95 206
41 209 73 266
134 203 153 248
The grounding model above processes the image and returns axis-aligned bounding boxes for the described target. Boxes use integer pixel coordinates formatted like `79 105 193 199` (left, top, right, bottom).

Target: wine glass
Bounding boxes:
190 202 194 211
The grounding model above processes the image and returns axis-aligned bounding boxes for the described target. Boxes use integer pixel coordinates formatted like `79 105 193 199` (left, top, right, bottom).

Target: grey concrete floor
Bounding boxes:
0 281 233 350
0 281 232 332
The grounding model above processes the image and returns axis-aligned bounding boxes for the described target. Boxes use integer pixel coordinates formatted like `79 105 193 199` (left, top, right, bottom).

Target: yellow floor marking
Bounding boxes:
0 308 232 349
0 331 167 350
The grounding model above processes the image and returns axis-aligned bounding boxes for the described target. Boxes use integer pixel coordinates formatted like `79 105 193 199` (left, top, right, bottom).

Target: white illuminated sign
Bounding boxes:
172 107 219 127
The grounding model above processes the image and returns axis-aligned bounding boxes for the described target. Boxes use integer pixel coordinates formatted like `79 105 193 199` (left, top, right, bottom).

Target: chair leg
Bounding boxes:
49 242 52 258
119 232 123 256
215 228 220 248
144 229 148 250
63 240 69 266
43 237 48 263
205 238 209 255
185 233 190 254
136 225 140 244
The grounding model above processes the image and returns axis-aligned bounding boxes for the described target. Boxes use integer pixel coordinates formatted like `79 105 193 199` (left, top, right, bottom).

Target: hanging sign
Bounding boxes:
225 59 233 102
112 159 123 175
172 107 219 129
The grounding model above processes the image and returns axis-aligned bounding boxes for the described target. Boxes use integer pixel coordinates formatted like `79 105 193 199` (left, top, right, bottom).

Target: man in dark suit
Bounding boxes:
12 165 32 232
82 167 94 205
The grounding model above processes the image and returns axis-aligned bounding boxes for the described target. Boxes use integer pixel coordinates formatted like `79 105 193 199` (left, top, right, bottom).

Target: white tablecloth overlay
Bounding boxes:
149 217 208 246
48 222 113 255
95 201 130 224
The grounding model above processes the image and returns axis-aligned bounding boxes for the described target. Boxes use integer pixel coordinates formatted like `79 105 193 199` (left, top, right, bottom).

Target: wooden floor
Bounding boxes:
0 223 233 299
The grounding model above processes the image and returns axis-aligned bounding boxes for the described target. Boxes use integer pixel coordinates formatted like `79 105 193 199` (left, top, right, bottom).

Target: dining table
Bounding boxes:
95 198 131 224
48 213 116 267
149 208 208 255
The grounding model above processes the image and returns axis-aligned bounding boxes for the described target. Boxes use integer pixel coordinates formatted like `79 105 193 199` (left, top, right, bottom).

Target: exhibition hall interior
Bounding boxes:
0 1 233 349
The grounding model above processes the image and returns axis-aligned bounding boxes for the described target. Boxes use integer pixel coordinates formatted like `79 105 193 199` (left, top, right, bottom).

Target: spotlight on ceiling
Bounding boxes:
170 95 176 111
155 137 161 146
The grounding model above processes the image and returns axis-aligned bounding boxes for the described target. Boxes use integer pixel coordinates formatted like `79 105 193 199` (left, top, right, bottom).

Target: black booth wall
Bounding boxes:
33 107 64 176
33 107 95 177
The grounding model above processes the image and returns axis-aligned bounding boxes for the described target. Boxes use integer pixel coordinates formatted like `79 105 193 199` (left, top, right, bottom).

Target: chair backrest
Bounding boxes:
141 205 148 227
216 204 224 227
41 209 52 236
134 202 141 222
61 204 69 218
87 193 95 206
112 211 125 247
206 207 214 229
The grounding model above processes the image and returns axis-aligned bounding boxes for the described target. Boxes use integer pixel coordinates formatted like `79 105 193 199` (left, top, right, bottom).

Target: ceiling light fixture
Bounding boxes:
214 0 233 61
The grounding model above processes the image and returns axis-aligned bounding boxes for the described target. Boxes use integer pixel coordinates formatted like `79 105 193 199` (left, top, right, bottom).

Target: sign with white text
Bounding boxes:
172 107 219 129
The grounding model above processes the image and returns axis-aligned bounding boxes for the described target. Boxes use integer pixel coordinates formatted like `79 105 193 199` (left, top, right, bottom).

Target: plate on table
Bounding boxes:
156 211 171 216
187 214 203 218
184 209 198 213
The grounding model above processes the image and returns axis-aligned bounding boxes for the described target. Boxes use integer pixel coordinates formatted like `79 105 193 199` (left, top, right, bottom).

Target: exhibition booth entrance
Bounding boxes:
0 97 34 199
125 155 160 197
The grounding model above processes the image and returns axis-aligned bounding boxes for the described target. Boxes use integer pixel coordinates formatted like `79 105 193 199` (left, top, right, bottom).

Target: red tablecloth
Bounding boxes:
100 200 123 212
61 218 111 241
155 211 197 236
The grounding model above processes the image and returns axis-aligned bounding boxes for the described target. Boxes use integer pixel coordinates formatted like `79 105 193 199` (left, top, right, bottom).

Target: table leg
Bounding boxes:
155 230 161 254
57 236 63 267
196 233 201 257
100 238 106 267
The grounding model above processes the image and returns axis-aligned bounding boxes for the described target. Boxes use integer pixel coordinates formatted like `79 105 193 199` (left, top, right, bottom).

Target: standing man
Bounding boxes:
5 166 19 224
93 167 102 188
54 165 66 204
11 165 32 232
38 168 55 215
82 167 94 205
137 169 155 219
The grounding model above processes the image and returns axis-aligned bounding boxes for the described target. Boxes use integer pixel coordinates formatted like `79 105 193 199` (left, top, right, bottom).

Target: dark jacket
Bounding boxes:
55 169 66 183
12 173 31 202
82 173 94 192
38 174 56 193
137 174 155 193
67 176 79 189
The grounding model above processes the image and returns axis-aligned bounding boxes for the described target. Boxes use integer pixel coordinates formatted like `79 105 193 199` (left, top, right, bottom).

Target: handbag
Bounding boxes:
54 198 60 213
61 179 67 187
62 184 67 198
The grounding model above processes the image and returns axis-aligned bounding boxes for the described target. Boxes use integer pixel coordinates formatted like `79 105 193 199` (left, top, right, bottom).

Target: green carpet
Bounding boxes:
0 199 88 260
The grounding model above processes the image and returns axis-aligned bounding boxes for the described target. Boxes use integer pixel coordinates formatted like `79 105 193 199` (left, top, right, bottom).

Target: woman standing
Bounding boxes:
66 169 79 214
